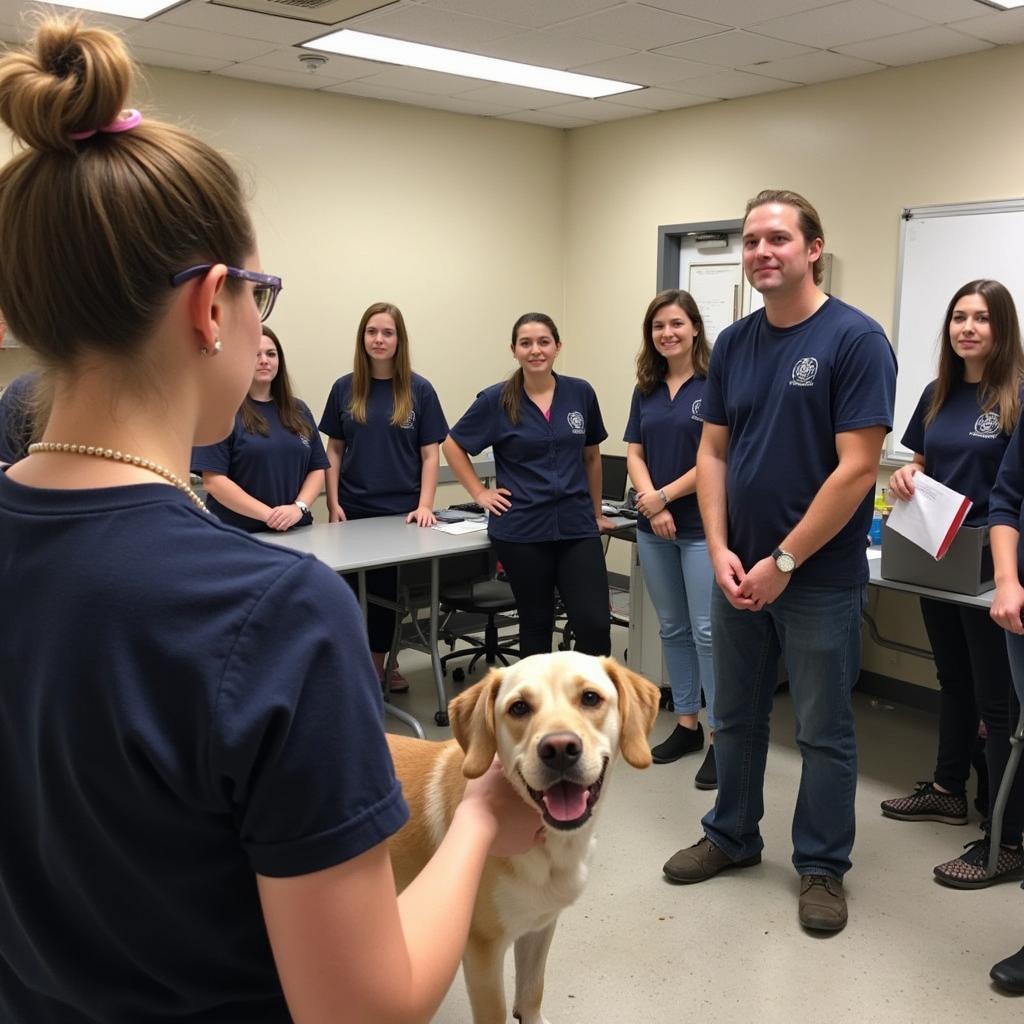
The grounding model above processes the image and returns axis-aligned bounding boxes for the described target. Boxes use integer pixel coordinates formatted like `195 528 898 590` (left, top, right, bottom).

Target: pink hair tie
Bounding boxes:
70 108 142 141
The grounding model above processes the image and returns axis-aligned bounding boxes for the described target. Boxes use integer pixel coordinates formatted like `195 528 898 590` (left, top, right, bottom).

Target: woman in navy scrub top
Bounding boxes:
192 327 328 532
880 280 1024 889
444 312 615 658
625 289 717 789
319 301 449 687
0 17 539 1024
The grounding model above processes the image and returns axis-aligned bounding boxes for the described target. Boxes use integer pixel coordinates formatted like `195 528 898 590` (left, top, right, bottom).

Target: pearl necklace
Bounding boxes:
27 441 208 513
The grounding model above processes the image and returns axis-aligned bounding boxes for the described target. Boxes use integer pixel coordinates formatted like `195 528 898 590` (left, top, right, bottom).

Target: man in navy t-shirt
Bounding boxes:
662 190 896 933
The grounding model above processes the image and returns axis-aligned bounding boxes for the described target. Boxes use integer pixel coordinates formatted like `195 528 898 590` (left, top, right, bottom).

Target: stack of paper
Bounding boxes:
886 472 972 561
432 519 488 535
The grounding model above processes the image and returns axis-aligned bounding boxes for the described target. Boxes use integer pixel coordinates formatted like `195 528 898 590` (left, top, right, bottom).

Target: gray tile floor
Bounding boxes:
385 631 1022 1023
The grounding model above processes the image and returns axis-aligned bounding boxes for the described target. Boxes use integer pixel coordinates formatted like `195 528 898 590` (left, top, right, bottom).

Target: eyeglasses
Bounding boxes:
170 265 283 322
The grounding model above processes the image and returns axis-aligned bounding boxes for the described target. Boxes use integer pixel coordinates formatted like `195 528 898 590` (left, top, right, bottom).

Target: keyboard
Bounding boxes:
449 501 485 515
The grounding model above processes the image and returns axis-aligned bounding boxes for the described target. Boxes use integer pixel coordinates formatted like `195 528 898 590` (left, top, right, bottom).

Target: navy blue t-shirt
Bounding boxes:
702 297 896 587
318 372 448 517
449 373 607 542
0 473 408 1024
623 377 705 538
191 399 329 532
0 371 39 465
990 414 1024 571
902 380 1019 528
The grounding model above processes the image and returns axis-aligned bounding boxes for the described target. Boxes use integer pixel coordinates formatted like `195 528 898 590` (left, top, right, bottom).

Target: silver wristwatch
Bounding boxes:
772 547 796 573
294 500 310 515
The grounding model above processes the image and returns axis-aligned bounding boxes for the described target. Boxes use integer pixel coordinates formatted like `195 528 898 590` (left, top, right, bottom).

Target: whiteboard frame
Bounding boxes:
887 197 1024 464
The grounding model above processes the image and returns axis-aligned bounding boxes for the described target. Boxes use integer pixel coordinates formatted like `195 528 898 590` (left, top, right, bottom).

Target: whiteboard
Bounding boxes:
890 199 1024 460
687 262 740 344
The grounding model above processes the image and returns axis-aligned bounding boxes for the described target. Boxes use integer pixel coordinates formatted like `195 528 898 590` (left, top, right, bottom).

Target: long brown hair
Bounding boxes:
501 312 560 426
239 327 311 440
0 16 253 372
348 302 413 427
636 289 710 396
926 279 1024 435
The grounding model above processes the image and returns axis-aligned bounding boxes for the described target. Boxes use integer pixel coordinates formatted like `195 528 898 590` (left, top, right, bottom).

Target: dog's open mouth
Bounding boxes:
521 757 608 831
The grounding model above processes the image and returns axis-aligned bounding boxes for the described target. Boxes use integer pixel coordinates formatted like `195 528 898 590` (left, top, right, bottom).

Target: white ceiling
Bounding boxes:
0 0 1021 127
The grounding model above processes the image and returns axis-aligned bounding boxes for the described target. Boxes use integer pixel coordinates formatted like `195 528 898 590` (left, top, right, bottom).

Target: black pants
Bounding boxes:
491 536 611 658
921 597 1024 845
343 566 397 656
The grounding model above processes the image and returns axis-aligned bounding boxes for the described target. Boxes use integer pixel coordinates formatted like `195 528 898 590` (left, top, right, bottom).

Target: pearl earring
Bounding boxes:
200 338 223 356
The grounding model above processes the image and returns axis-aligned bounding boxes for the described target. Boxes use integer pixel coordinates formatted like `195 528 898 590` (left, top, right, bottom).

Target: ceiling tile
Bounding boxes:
639 0 839 27
608 85 713 109
129 21 277 61
158 0 323 44
741 48 884 83
233 48 381 79
324 78 523 116
217 63 352 89
571 51 716 85
558 5 729 50
133 45 234 73
350 65 487 93
950 9 1024 45
666 67 798 98
836 25 993 65
498 109 598 127
342 4 524 47
874 0 986 23
451 82 577 108
539 97 648 120
654 28 815 65
421 0 622 30
752 0 931 48
474 27 633 68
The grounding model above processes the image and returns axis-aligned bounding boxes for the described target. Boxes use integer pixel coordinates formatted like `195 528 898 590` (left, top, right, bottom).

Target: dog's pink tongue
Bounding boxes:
542 782 588 822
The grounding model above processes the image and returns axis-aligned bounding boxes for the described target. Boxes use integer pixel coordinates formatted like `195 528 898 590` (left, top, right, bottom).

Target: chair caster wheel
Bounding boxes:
453 668 465 683
434 711 449 727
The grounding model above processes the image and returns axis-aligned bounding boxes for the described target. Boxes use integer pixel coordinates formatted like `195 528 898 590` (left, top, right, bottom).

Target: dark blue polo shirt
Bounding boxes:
990 414 1024 571
319 372 448 518
623 377 705 538
449 373 607 542
0 471 408 1024
702 297 896 587
191 399 329 533
0 371 39 464
903 380 1017 528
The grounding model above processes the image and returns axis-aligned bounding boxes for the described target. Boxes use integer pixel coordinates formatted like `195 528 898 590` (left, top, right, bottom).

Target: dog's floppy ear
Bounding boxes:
601 657 661 769
448 669 504 779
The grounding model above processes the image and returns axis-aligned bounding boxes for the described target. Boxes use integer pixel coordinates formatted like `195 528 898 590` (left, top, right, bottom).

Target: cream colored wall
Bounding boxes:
563 43 1024 684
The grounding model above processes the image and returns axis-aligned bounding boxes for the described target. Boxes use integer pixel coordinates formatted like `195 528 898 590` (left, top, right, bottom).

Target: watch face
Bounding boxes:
776 552 796 573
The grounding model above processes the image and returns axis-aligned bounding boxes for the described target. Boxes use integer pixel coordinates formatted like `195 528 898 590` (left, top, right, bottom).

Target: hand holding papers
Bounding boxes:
886 471 972 560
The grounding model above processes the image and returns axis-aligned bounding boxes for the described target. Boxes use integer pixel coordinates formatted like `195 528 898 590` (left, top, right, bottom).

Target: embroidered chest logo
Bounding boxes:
300 435 311 448
691 398 703 422
789 357 818 388
970 411 1001 439
400 409 417 430
567 410 585 434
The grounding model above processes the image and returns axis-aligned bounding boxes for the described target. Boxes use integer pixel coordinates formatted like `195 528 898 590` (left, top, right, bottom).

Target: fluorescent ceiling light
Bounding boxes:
302 29 643 99
45 1 181 16
978 1 1024 8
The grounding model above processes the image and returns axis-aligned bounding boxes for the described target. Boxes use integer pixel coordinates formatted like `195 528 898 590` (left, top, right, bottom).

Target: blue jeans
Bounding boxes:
702 583 864 878
636 530 717 730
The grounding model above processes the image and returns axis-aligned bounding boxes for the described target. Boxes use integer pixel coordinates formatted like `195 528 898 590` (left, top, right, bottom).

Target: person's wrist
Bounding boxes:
659 487 669 507
453 797 499 842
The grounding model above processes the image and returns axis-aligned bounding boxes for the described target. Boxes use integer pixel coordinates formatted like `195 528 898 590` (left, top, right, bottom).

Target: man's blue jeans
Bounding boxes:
636 531 717 730
701 582 865 879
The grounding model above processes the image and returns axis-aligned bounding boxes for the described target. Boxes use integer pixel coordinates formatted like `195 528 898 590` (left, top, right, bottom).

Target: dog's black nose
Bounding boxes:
538 732 582 772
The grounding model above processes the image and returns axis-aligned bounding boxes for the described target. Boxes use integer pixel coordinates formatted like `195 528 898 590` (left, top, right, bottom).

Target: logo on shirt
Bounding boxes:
691 398 703 422
567 410 585 434
970 411 1001 439
400 409 417 431
789 357 819 387
300 434 311 448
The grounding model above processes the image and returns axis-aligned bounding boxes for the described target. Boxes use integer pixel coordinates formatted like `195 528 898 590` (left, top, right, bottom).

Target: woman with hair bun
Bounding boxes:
192 326 329 533
0 16 539 1024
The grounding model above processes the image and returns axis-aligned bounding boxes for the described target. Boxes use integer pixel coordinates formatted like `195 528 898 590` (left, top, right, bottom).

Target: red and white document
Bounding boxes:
886 472 972 561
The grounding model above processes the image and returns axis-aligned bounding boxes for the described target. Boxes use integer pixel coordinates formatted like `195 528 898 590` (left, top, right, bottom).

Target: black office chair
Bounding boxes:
438 550 519 683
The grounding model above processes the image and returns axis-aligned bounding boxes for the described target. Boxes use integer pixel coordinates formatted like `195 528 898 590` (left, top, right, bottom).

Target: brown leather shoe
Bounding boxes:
798 874 847 932
663 836 761 884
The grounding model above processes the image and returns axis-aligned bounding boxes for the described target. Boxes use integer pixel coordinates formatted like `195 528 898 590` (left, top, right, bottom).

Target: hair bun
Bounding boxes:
0 15 134 153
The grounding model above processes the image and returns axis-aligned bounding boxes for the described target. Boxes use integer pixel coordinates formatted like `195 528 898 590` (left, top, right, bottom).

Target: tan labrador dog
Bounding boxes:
387 651 660 1024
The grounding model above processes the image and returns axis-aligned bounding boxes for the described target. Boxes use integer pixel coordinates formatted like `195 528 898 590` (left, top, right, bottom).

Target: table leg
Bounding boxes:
430 557 449 727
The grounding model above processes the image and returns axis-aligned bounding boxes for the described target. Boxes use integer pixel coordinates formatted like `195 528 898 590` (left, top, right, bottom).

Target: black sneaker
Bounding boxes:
651 722 704 764
695 745 717 790
933 837 1024 889
880 781 968 825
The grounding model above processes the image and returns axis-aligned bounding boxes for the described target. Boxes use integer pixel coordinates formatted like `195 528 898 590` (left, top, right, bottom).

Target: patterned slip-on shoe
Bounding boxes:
933 838 1024 890
880 781 968 825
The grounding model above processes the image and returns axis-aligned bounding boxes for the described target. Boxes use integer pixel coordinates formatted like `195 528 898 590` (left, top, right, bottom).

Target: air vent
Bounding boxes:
210 0 397 25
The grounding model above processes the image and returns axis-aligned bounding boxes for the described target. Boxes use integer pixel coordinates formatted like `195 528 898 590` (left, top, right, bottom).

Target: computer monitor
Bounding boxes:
601 454 628 503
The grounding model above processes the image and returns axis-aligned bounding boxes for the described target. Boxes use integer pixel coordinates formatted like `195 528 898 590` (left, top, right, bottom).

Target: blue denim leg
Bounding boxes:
702 586 780 863
775 584 864 879
636 531 716 727
1007 632 1024 705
